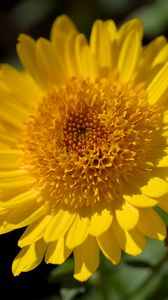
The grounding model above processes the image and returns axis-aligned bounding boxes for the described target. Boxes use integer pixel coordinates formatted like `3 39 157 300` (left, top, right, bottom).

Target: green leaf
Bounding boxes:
124 259 153 269
60 287 85 300
47 258 89 290
127 0 168 37
48 258 74 283
155 207 168 226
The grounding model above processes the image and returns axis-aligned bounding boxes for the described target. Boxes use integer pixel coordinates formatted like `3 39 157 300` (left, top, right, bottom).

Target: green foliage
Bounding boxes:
127 0 168 37
156 207 168 226
124 260 153 269
46 240 168 300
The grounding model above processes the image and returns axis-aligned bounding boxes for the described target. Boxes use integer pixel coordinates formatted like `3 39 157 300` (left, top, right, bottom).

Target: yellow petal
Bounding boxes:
104 20 118 69
124 194 158 207
0 149 23 162
90 20 112 68
50 15 77 42
45 237 71 264
97 227 121 264
0 207 8 215
134 36 167 84
104 20 117 41
66 214 90 249
139 36 166 68
147 60 168 104
17 34 42 87
158 195 168 212
162 129 168 137
65 30 78 77
12 239 47 276
112 218 146 255
118 18 143 41
75 34 88 75
2 202 44 232
157 155 168 168
18 215 52 247
115 202 139 230
44 209 76 242
141 177 168 198
0 93 29 123
0 177 35 194
36 38 67 87
0 64 41 107
163 109 168 124
124 229 146 255
73 235 99 281
152 44 168 66
81 45 98 78
50 15 77 78
0 133 17 148
0 109 23 130
0 189 40 207
0 149 23 171
89 205 113 236
137 208 166 240
49 29 72 79
117 30 141 81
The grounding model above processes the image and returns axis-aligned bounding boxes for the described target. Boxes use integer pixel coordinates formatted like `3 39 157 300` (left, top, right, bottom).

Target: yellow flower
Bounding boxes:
0 15 168 281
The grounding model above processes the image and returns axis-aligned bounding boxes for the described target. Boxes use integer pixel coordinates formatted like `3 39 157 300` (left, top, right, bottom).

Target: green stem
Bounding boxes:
98 259 110 300
123 252 168 300
99 270 109 300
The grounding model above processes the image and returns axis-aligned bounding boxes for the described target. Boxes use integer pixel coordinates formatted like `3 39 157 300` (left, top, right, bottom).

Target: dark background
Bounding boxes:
1 0 168 65
0 0 168 299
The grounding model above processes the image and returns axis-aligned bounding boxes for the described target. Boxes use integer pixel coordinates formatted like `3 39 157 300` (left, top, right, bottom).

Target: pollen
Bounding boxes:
22 77 164 209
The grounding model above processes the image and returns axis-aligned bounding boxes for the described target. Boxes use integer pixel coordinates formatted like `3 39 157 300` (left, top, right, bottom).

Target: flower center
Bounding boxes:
62 111 108 156
22 77 164 209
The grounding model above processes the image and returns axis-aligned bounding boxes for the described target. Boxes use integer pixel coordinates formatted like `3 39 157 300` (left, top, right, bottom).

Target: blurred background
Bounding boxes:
1 0 168 65
1 0 168 299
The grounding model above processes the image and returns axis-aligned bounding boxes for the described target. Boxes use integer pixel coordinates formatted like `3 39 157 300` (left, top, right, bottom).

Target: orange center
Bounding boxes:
21 77 164 209
62 111 108 156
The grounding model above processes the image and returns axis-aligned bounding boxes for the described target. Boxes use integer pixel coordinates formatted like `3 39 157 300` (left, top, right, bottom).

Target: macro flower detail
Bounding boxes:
0 15 168 281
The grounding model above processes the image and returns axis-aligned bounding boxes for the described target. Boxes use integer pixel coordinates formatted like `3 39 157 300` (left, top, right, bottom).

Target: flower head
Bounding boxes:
1 15 168 281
